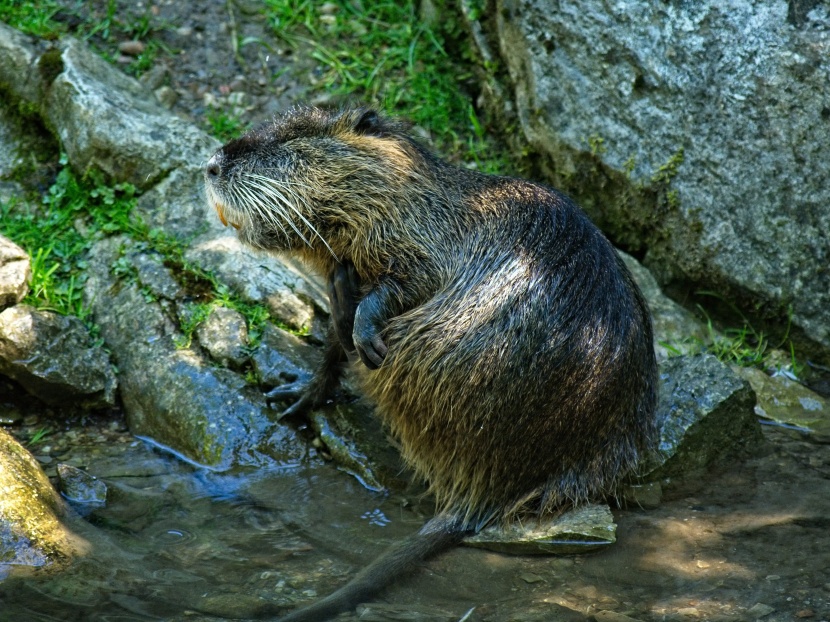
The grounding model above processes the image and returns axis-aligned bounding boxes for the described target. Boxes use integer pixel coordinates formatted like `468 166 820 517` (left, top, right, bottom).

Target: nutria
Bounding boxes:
204 106 658 621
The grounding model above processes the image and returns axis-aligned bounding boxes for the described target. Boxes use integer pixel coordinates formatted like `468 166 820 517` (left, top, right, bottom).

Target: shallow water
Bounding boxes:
1 424 828 622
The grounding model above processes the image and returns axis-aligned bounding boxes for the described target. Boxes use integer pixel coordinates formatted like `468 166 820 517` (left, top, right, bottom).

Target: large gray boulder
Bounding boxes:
470 1 830 361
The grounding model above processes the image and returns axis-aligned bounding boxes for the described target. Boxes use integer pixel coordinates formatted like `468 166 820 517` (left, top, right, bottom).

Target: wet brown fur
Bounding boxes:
205 106 658 617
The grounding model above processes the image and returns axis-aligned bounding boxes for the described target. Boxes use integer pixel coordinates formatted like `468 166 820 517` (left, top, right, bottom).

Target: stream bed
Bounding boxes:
0 419 827 622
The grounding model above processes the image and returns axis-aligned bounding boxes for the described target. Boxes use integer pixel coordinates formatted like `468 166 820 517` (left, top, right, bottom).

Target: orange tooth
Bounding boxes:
215 203 228 227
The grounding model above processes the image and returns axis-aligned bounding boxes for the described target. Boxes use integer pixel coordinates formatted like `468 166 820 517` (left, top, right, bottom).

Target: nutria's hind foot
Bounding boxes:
265 379 318 420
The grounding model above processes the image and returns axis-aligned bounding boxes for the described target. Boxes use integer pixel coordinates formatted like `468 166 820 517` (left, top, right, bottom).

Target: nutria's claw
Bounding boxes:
354 328 388 370
265 380 315 419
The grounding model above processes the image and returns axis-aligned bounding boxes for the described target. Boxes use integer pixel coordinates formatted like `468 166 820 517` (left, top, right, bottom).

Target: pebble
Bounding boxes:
795 610 815 619
154 86 178 109
118 40 146 56
520 573 544 584
746 603 774 617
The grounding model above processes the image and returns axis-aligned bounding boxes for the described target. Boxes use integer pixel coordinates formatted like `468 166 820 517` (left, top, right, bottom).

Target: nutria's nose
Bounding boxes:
206 154 222 178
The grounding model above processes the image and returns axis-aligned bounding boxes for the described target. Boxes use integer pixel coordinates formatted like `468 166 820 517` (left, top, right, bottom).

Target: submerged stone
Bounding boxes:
56 463 107 508
464 503 616 555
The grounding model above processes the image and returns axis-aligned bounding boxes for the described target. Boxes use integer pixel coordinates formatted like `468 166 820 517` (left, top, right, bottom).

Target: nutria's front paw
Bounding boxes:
353 305 388 370
328 262 361 352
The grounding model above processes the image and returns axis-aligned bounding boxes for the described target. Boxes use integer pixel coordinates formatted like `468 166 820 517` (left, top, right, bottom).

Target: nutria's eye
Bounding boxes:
354 109 382 136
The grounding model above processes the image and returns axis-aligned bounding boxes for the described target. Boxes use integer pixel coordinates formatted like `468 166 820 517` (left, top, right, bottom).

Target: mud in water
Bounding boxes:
0 423 827 622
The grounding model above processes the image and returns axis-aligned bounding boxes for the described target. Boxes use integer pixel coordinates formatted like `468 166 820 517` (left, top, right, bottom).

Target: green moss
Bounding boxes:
37 47 65 84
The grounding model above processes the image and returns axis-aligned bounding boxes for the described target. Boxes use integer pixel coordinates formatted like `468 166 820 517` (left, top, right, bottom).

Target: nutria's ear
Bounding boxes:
354 109 383 135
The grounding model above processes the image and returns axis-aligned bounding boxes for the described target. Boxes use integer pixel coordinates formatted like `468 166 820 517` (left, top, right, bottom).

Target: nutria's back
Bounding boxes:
205 106 658 526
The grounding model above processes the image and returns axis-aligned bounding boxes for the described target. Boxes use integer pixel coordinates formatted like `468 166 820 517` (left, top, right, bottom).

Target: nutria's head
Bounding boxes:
204 106 428 269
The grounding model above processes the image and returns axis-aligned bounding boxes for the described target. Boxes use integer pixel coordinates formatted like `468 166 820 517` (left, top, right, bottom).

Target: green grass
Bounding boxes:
0 0 65 38
263 0 510 171
205 107 248 143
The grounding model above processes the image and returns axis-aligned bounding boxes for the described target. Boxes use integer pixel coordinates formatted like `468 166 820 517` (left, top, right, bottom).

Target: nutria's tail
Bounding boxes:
274 514 468 622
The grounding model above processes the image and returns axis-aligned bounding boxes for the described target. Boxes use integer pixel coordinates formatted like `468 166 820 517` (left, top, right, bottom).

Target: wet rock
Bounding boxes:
0 235 31 309
734 366 830 443
56 463 107 507
465 503 616 555
195 306 249 368
618 251 707 361
0 427 90 577
641 355 762 491
84 236 305 469
252 323 319 389
309 406 387 492
0 305 117 409
472 2 830 360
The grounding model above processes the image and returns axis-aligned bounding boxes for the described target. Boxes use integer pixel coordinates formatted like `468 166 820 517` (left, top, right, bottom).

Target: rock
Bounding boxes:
734 366 830 443
472 1 830 360
620 481 662 510
0 305 117 409
117 40 145 56
154 85 178 109
0 427 90 577
0 22 43 110
184 233 327 335
618 251 707 361
251 323 319 390
84 236 306 469
641 355 762 490
195 305 249 368
464 503 616 555
56 463 107 508
38 35 217 189
0 235 31 309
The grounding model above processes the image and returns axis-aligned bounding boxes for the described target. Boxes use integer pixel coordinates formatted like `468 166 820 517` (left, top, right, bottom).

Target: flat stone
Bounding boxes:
464 503 616 555
734 366 830 443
